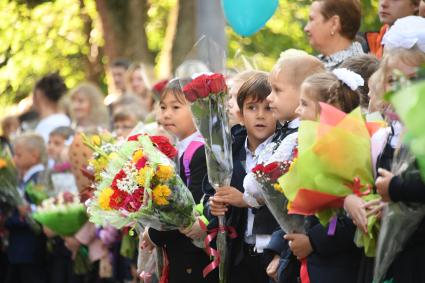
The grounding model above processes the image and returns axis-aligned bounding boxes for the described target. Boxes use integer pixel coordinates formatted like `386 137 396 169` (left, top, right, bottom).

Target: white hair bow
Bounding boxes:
332 68 364 91
382 16 425 53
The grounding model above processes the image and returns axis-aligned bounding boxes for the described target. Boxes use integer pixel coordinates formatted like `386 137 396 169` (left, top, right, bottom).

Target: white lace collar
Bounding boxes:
318 41 365 70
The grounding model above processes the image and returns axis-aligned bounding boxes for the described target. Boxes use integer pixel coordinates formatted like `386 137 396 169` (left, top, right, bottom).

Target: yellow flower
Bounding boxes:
91 135 101 146
273 183 284 194
152 184 172 206
0 158 7 169
99 188 114 210
109 152 119 160
136 166 154 187
155 165 174 181
132 149 144 163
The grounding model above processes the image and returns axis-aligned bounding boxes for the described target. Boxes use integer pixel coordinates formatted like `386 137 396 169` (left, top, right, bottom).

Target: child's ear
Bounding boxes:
236 110 244 126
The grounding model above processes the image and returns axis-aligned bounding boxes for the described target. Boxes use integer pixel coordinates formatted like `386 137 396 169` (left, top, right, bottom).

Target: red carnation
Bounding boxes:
135 157 147 170
109 189 129 210
111 169 127 190
252 164 265 174
263 162 279 174
128 134 142 142
208 73 227 94
63 191 74 204
150 135 177 159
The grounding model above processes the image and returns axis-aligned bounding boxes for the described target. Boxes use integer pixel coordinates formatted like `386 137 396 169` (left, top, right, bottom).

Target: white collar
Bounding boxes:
177 131 204 158
23 163 45 183
278 118 300 129
244 135 274 156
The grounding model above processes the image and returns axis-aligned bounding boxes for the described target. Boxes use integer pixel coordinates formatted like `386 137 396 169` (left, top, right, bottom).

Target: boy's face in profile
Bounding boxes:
114 117 137 138
238 97 276 147
13 143 40 174
268 68 300 122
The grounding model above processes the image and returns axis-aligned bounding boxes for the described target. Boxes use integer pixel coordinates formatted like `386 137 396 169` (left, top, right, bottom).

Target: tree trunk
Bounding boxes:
158 0 197 77
79 0 103 85
95 0 154 92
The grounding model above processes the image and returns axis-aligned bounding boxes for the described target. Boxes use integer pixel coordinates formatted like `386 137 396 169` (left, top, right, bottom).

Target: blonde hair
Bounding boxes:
302 72 360 113
273 49 326 88
370 46 425 111
127 62 155 90
13 133 47 165
69 82 109 128
231 70 259 85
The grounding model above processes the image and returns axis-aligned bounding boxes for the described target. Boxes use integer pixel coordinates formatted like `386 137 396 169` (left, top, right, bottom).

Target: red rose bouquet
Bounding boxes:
183 72 233 283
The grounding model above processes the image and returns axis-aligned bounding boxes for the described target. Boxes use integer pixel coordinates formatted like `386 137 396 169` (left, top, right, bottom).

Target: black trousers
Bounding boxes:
229 243 269 283
5 263 46 283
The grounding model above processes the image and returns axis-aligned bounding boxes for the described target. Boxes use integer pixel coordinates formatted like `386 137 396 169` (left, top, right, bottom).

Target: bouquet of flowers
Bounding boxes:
373 80 425 282
183 72 233 282
252 160 305 234
86 134 200 233
0 147 21 214
33 191 87 236
278 103 381 255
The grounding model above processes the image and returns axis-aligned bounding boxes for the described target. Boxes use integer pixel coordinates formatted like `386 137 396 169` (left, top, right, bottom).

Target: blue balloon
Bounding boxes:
221 0 278 36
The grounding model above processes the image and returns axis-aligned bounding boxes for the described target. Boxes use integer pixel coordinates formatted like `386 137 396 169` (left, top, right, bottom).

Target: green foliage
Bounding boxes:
0 0 100 106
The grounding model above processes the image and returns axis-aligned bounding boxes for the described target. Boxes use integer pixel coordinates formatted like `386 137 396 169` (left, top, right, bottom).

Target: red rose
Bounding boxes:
183 82 198 102
150 135 177 159
208 73 227 94
191 75 210 98
152 79 169 95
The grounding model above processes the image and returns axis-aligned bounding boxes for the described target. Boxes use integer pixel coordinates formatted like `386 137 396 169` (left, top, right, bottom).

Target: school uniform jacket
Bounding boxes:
148 145 217 283
5 171 46 265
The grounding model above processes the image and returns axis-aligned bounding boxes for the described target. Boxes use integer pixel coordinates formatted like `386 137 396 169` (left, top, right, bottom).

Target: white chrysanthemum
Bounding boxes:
116 163 139 194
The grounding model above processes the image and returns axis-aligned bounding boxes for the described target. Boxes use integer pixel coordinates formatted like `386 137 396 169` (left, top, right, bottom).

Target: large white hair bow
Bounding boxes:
382 16 425 53
332 68 364 91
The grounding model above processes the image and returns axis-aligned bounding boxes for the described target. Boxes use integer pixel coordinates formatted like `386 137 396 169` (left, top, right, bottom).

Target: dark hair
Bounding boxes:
317 0 361 40
34 73 67 103
340 54 380 108
50 126 74 140
160 78 191 104
111 59 130 70
303 72 360 113
237 72 271 113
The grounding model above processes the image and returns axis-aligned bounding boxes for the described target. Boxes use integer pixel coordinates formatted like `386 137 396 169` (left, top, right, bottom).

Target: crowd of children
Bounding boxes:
1 0 425 283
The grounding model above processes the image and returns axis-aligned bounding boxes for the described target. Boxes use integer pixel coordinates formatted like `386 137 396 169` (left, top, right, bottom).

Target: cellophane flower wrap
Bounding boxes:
0 147 22 214
252 160 305 233
33 191 88 236
183 73 233 283
86 133 198 232
278 103 381 256
373 80 425 283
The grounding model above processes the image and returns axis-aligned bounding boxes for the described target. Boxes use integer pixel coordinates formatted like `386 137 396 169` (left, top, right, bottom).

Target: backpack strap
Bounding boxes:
182 140 204 186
